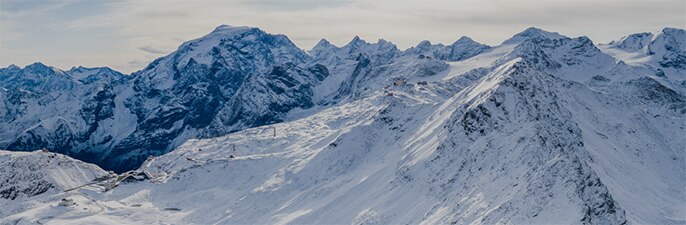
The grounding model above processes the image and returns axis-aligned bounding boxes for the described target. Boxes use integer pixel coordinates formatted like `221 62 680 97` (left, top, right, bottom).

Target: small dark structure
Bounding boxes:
58 198 76 207
121 171 151 183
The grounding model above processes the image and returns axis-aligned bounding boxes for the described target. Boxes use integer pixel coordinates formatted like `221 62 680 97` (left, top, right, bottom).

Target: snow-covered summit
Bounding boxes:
2 64 21 71
211 24 252 33
67 66 126 84
503 27 568 44
0 62 76 92
339 36 400 63
415 40 433 50
310 36 401 62
310 38 334 52
345 35 367 49
0 63 126 93
648 27 686 68
608 32 653 51
404 36 490 61
600 27 686 80
147 25 308 73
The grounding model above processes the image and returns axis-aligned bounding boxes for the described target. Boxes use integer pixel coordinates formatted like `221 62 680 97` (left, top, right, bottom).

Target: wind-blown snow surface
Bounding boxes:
1 26 685 224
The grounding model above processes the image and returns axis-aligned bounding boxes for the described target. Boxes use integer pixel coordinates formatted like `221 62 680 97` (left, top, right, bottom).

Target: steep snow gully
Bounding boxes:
0 25 684 224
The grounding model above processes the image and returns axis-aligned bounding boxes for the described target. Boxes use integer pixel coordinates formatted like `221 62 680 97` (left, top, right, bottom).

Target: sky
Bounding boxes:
1 0 684 74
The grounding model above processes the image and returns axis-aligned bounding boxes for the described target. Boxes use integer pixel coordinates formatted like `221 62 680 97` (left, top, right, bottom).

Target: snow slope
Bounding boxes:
0 150 106 201
0 150 107 224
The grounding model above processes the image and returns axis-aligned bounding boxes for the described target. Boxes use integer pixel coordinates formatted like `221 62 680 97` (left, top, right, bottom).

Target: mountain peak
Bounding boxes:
68 66 91 72
503 27 567 44
404 36 487 61
151 25 307 70
654 27 685 50
188 24 262 45
415 40 433 49
346 35 368 47
377 38 390 45
609 32 653 51
313 38 335 50
647 27 685 69
211 24 254 35
4 64 21 70
24 62 59 74
26 62 49 69
450 36 488 49
661 27 686 36
66 66 124 82
520 27 555 35
185 24 263 46
67 65 117 74
309 39 339 57
452 36 476 45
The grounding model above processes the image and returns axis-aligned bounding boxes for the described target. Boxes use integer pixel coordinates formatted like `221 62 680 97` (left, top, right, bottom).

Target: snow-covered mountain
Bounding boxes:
600 27 686 81
404 36 490 61
108 25 328 171
0 63 128 169
0 26 684 224
1 25 328 172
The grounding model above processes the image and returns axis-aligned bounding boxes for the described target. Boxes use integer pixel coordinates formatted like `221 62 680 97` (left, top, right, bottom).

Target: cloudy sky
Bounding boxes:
1 0 684 73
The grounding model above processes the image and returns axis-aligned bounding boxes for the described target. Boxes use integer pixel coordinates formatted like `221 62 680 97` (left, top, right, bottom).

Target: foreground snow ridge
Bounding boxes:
0 25 684 225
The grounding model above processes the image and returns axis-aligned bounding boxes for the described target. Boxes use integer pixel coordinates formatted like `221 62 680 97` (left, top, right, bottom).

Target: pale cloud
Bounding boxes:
135 10 189 19
138 46 168 55
240 0 353 10
0 0 75 18
1 0 684 73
